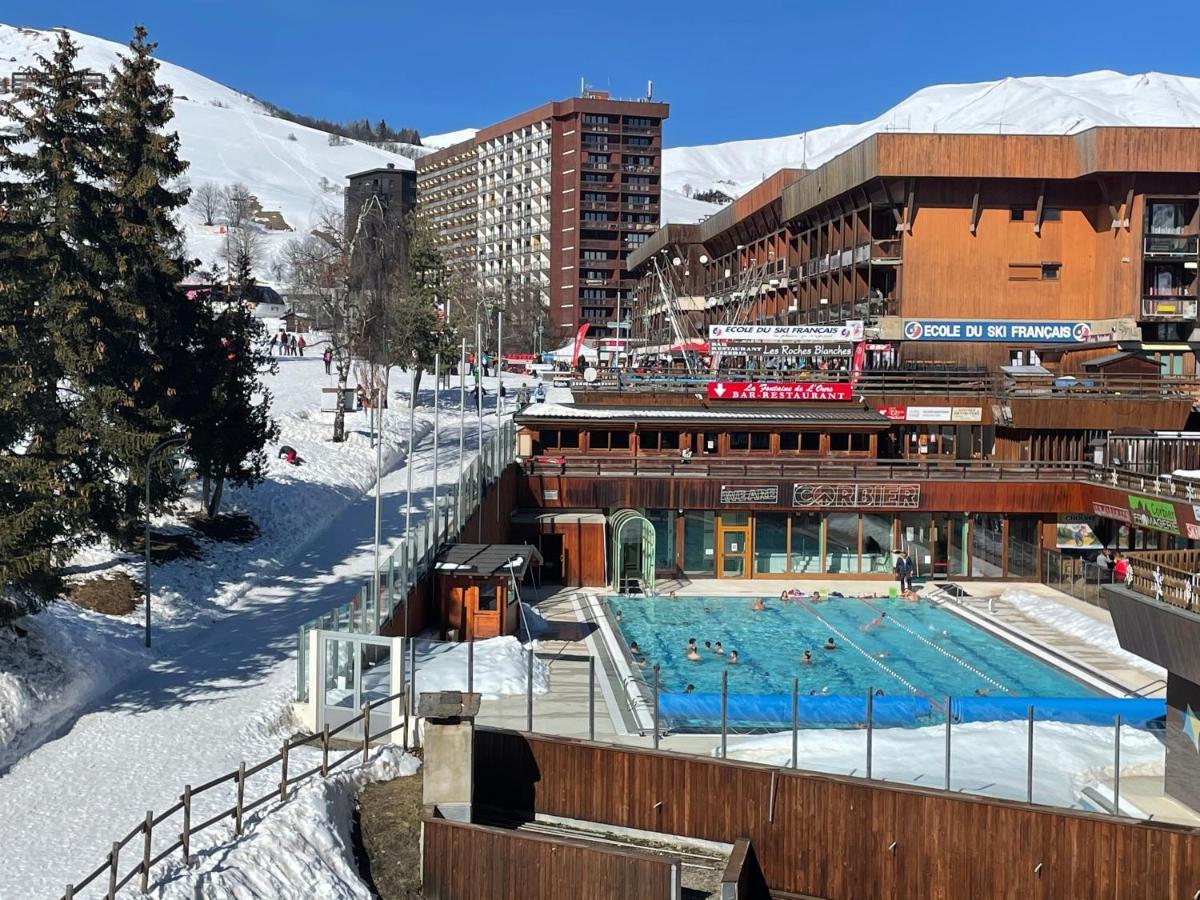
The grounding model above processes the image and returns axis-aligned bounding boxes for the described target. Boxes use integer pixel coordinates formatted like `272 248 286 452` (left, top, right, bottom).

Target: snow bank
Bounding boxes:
721 720 1163 811
415 636 549 699
1000 588 1166 679
135 747 419 899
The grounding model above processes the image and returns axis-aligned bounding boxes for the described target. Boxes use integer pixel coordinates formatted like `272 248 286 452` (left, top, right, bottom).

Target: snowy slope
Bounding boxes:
0 24 414 280
663 70 1200 219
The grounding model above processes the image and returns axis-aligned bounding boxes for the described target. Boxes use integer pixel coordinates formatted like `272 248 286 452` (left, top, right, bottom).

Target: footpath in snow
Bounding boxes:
0 352 512 898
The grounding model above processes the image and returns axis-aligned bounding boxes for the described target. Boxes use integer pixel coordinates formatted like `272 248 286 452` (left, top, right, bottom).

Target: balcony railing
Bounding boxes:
1143 234 1199 257
1140 296 1198 319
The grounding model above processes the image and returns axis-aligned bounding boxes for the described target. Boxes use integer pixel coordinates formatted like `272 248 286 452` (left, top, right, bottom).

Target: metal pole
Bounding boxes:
944 696 953 790
791 677 798 769
404 365 416 543
866 688 874 779
720 669 728 759
373 365 387 605
526 647 534 732
1026 704 1035 804
476 318 484 542
1113 714 1122 815
458 338 466 535
432 352 440 535
495 307 503 522
408 639 417 718
652 665 660 750
588 656 596 742
467 639 474 695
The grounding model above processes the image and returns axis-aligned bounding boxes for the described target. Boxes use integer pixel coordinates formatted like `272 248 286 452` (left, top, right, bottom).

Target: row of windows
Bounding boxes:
532 429 872 453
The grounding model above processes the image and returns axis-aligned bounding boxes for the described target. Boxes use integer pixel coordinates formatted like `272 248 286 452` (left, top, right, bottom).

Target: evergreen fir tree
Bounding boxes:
188 252 279 517
0 30 153 542
98 25 198 527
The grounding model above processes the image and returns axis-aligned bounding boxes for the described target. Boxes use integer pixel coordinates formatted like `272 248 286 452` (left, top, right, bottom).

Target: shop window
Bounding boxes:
644 509 676 570
800 432 820 452
730 431 750 451
639 431 680 451
850 433 871 452
1006 515 1040 577
701 432 719 454
754 514 789 574
779 432 800 451
750 432 770 451
538 429 579 452
861 514 893 573
829 433 850 452
825 513 860 574
683 511 715 573
588 429 630 450
790 513 822 573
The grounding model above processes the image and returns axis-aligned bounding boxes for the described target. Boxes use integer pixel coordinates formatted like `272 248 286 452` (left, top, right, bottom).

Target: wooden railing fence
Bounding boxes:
61 689 411 900
1126 550 1200 611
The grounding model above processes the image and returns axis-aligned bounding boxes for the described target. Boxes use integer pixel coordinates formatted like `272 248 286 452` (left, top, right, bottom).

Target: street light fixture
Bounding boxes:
144 434 189 649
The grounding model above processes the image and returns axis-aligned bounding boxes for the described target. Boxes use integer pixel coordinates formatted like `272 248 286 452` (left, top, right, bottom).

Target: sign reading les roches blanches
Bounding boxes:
707 382 853 401
709 322 864 344
902 320 1091 343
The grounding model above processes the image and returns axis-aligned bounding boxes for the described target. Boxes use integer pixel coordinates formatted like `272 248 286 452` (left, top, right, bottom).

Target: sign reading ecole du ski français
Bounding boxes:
707 382 853 401
901 320 1092 343
708 322 865 345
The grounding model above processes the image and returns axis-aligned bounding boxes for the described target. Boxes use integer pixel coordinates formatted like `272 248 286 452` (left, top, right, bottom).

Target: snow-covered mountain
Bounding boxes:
663 71 1200 217
0 24 417 281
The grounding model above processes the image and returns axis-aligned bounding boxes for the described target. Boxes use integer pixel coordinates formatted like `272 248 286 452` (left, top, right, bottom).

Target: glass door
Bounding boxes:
718 526 751 578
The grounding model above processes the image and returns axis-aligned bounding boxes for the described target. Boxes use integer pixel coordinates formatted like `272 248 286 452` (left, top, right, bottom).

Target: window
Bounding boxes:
638 430 680 451
850 433 871 452
750 432 770 451
582 250 610 260
582 211 609 222
779 432 800 451
1041 263 1060 280
729 432 750 451
627 136 651 147
536 428 579 452
583 114 611 125
1043 207 1061 221
800 432 820 452
829 433 850 452
625 116 654 128
683 511 714 573
1010 207 1028 221
825 513 860 574
477 584 499 611
588 429 630 450
582 192 608 203
1150 202 1187 235
701 432 718 454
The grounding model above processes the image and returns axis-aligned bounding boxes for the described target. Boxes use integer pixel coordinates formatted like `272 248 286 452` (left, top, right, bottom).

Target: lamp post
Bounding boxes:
144 435 189 649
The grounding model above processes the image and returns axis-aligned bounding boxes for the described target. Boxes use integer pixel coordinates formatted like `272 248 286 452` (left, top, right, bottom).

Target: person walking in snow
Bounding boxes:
323 347 333 375
278 331 288 356
268 333 278 355
297 334 306 356
289 334 298 356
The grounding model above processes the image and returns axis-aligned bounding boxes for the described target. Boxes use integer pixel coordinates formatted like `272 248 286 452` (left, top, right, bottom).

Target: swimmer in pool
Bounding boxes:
714 641 725 655
669 590 678 600
727 649 739 664
685 683 695 693
811 590 822 603
823 637 837 650
751 597 766 612
687 647 701 661
704 640 712 651
615 610 622 623
801 649 813 665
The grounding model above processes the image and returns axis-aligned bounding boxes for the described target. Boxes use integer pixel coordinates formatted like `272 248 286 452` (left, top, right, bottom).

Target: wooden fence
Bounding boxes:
421 811 680 900
473 728 1200 900
720 838 770 900
61 690 411 899
1127 549 1200 611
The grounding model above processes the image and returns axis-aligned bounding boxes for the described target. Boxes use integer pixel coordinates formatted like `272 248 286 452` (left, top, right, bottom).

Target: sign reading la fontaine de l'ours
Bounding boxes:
707 382 853 401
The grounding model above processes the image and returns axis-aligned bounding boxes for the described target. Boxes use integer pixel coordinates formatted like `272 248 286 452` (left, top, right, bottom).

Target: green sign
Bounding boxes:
1128 495 1180 534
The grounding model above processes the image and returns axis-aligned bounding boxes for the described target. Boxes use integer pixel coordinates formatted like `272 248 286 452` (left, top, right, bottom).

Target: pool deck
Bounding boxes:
475 579 1198 826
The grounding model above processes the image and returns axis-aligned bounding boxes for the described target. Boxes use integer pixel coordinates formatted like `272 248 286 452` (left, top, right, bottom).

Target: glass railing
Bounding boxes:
1143 234 1199 256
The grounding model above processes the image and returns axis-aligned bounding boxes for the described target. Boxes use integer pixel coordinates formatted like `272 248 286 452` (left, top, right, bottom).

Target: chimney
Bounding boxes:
419 690 482 823
387 162 395 169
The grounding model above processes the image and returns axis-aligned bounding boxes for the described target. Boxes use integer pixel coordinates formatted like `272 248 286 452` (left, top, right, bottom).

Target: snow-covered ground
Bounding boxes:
0 341 522 898
720 719 1163 810
0 25 421 280
136 747 418 900
1000 588 1166 679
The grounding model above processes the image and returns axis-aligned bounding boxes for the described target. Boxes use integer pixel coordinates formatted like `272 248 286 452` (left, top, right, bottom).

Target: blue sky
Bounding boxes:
7 1 1200 147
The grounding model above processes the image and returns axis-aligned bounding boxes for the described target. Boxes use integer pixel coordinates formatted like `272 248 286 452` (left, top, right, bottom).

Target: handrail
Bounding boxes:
61 686 410 899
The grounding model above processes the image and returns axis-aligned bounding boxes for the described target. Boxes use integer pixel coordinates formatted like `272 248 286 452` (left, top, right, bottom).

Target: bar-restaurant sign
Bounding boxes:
707 382 853 401
1092 501 1131 524
709 322 864 344
901 320 1091 343
1128 495 1180 534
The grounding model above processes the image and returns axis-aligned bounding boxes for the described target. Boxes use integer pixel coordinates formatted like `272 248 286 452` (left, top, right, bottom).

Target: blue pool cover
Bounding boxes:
658 693 1164 730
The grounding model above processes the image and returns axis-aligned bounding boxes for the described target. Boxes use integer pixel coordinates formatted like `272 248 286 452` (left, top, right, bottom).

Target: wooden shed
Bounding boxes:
435 544 542 641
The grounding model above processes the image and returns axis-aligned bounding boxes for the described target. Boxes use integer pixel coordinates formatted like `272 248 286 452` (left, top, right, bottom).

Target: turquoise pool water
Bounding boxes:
606 594 1100 701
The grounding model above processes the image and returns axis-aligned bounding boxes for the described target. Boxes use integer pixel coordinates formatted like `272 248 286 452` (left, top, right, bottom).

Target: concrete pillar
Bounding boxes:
419 691 482 823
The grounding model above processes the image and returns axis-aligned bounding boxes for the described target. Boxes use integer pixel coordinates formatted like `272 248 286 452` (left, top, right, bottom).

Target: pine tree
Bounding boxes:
0 30 114 606
188 253 279 518
98 25 198 529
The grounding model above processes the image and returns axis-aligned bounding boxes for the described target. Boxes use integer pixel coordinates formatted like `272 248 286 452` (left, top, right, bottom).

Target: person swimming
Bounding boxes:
685 683 695 693
751 597 766 612
668 590 678 600
823 637 837 650
727 649 739 664
703 640 712 651
686 639 701 661
811 590 822 603
714 641 724 655
615 610 622 623
801 649 813 665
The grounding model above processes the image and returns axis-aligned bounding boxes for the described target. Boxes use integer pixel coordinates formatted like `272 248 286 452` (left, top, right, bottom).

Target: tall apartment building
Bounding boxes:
416 92 669 343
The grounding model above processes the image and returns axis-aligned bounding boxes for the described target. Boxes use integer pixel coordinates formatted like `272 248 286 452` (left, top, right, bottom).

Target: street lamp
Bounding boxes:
144 434 189 648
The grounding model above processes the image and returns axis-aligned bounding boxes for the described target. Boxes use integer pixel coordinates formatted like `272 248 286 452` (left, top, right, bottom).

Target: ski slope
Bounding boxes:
0 24 418 280
662 71 1200 207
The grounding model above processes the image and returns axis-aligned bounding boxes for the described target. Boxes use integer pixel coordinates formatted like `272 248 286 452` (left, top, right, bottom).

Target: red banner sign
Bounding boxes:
876 406 907 421
706 382 853 401
1092 501 1131 524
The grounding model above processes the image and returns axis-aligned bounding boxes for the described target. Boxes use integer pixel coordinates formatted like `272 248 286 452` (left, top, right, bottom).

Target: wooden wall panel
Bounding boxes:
422 814 677 900
473 729 1200 900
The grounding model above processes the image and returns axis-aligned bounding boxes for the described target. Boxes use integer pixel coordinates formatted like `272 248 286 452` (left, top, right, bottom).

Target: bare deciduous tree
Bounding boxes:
193 181 221 226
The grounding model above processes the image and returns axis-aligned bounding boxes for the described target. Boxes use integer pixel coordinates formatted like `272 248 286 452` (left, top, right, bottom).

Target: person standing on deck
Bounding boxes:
895 550 914 593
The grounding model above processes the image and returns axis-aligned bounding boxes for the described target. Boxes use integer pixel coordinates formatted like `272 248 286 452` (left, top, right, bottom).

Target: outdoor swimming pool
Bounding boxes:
605 594 1107 728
